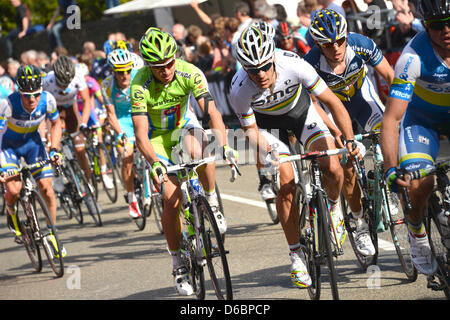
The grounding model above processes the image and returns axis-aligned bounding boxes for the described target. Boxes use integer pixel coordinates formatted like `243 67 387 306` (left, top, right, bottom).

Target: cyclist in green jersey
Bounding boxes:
131 27 238 296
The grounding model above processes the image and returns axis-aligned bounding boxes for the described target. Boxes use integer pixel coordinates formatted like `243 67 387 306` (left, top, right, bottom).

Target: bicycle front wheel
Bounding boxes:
427 191 450 298
17 201 42 272
318 192 339 300
196 195 232 300
133 176 146 231
99 143 118 203
31 191 64 277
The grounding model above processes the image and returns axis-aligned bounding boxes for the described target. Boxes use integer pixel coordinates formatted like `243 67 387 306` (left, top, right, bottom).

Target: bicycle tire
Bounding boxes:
16 201 42 272
196 195 233 300
60 164 83 224
214 181 229 242
150 180 164 234
86 147 99 200
98 143 118 203
265 199 279 224
180 230 206 300
301 203 321 300
383 186 417 282
133 176 146 231
72 160 102 227
427 192 450 298
317 191 339 300
30 191 64 277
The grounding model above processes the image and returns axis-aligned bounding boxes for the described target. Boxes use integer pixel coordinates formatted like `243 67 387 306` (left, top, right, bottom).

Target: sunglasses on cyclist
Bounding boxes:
425 16 450 31
245 61 273 75
146 57 176 69
320 37 346 49
20 91 41 99
115 69 131 75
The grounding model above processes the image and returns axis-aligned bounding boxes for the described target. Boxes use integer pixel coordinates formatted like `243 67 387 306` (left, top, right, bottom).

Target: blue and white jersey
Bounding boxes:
304 32 383 102
0 91 59 143
389 31 450 120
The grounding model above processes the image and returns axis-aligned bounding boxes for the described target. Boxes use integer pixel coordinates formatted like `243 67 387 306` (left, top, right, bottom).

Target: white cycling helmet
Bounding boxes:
107 48 134 72
235 20 275 68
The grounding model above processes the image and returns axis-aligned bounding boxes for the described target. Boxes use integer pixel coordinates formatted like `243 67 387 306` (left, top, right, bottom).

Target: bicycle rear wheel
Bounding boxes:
72 160 102 226
99 143 118 203
133 176 146 231
383 187 417 281
17 201 42 272
31 191 64 277
318 192 339 300
196 195 233 300
427 191 450 298
60 164 83 224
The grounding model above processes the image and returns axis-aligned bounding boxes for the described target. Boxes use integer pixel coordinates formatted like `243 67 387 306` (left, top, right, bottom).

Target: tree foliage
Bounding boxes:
1 0 127 36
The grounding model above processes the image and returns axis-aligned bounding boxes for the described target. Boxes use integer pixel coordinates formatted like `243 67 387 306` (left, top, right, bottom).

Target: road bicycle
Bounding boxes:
58 133 102 226
159 155 239 300
84 125 118 203
280 147 349 300
341 131 416 280
399 159 450 299
1 160 64 277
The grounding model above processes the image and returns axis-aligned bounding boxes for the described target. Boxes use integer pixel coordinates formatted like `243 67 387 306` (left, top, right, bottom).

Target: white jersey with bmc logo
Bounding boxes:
229 49 332 152
43 70 87 108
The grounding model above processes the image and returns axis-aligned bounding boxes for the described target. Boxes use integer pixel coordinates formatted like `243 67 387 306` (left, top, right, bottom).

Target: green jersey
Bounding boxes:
130 59 209 133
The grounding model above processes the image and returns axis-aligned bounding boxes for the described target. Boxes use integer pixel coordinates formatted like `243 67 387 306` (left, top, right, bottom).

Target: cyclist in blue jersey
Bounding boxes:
101 49 141 219
305 9 395 257
381 0 450 275
0 65 66 257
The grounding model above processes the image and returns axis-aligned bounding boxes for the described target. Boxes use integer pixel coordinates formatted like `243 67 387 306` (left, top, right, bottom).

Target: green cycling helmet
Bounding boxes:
139 27 178 64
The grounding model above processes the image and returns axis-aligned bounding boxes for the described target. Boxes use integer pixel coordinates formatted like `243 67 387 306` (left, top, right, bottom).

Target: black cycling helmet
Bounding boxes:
53 55 75 86
418 0 450 20
16 65 42 92
276 21 293 39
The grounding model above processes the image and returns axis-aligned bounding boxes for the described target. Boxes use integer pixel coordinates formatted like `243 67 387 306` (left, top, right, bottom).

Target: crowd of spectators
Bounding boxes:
0 0 429 116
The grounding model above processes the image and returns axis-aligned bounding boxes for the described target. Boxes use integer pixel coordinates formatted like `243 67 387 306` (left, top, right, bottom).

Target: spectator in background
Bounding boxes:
317 0 346 17
4 0 32 59
297 0 319 39
260 4 279 28
190 0 213 27
231 2 254 58
172 23 194 62
82 41 96 59
20 49 38 66
6 59 20 80
36 51 52 73
50 46 69 65
47 0 76 52
274 4 288 23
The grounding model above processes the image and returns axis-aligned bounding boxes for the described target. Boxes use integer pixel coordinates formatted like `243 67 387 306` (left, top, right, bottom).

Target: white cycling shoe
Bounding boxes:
290 249 312 288
354 218 376 256
408 232 438 275
173 266 194 296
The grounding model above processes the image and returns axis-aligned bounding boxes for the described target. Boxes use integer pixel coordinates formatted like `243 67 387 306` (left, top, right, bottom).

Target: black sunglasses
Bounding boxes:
426 17 450 31
245 62 273 75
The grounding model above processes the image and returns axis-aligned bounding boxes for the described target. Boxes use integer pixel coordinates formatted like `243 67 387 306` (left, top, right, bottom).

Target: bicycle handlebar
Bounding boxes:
279 148 349 164
406 160 450 181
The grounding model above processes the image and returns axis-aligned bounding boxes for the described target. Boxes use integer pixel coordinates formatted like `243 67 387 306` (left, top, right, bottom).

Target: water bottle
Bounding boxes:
189 171 201 193
367 170 375 200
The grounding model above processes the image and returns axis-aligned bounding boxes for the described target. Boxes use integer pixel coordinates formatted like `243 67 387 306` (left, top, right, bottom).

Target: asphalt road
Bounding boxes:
0 140 448 304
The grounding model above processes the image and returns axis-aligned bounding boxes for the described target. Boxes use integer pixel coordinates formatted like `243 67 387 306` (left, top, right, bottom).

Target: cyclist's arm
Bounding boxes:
374 57 394 89
315 87 355 143
314 101 344 148
49 116 62 151
105 103 123 136
196 93 227 147
132 114 160 165
242 121 272 161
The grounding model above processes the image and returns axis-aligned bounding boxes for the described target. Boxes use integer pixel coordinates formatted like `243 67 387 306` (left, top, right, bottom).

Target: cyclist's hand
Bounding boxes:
263 149 280 172
222 145 239 164
49 148 63 165
151 161 168 184
117 132 127 147
346 139 365 161
385 166 410 193
79 123 89 136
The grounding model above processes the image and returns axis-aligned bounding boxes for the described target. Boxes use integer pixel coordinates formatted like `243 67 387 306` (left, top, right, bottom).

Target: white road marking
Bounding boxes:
221 193 400 251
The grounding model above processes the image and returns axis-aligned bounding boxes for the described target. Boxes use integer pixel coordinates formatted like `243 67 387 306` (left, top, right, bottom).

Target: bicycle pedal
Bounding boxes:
14 236 23 245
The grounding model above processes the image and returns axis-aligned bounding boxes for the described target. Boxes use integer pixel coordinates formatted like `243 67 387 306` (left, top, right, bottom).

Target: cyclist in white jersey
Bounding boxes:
43 56 92 181
381 0 450 275
43 55 100 214
230 21 359 288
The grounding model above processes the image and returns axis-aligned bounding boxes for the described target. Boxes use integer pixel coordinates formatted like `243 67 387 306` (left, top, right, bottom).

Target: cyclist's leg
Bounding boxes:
398 110 439 274
65 104 91 182
301 104 346 244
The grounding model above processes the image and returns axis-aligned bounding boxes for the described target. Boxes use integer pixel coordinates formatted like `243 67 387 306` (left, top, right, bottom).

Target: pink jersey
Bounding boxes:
77 75 101 112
